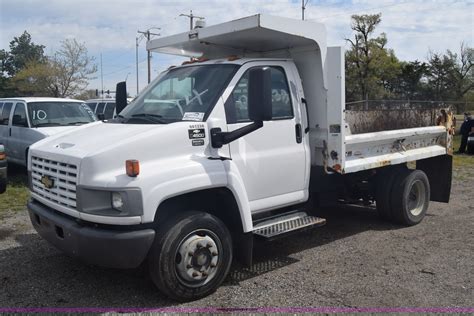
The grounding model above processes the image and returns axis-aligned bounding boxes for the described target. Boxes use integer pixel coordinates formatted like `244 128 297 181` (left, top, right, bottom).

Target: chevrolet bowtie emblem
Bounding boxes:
40 175 55 189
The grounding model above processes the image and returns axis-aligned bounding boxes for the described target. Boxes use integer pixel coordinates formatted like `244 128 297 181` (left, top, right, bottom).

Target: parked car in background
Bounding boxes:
468 131 474 154
0 97 97 166
86 98 133 120
0 144 6 194
85 99 116 120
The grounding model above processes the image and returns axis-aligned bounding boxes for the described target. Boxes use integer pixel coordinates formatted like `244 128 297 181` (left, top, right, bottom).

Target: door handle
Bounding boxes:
9 128 11 137
295 123 302 143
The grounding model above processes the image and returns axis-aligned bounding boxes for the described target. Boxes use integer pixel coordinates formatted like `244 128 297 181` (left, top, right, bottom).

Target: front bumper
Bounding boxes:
28 199 155 269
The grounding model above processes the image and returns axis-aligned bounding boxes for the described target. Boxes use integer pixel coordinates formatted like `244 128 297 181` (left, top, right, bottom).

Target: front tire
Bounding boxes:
149 211 233 301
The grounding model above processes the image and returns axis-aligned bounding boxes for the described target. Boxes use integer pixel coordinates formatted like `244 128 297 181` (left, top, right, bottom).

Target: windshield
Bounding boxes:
119 64 238 124
28 102 96 127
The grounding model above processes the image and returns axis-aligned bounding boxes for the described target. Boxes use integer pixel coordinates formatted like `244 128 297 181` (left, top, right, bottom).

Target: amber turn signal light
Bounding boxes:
126 160 140 177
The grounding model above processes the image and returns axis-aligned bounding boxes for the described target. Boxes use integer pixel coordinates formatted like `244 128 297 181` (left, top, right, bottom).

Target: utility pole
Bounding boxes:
180 10 205 30
137 29 160 84
135 36 140 94
100 53 104 98
302 0 310 20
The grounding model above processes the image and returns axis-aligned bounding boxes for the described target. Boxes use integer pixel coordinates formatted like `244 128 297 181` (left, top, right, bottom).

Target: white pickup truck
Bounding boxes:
27 15 453 301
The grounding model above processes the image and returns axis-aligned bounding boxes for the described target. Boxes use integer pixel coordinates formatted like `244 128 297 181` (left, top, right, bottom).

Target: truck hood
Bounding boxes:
29 121 212 185
35 125 82 137
31 122 168 158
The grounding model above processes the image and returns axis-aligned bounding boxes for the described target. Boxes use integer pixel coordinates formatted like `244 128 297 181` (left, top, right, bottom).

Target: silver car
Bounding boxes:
0 97 97 166
0 144 6 193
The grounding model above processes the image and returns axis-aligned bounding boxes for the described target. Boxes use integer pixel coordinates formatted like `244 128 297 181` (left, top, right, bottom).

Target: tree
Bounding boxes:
392 61 428 100
0 31 46 97
345 13 402 102
52 39 97 97
13 39 98 97
13 59 59 96
425 43 474 101
451 42 474 100
4 31 45 77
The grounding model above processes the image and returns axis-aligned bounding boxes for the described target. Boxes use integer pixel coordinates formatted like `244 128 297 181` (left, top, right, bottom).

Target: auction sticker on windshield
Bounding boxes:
183 112 205 121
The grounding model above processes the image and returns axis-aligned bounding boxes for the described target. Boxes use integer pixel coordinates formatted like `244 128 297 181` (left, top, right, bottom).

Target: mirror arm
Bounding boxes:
211 121 263 148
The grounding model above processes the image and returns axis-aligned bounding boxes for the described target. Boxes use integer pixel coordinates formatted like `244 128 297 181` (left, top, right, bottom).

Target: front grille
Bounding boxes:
31 156 78 210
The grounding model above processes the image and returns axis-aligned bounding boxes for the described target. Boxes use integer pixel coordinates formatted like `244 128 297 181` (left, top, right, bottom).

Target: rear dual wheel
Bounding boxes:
376 167 430 226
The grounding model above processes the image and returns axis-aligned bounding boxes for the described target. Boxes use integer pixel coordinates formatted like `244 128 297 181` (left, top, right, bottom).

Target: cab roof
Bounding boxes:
0 97 84 103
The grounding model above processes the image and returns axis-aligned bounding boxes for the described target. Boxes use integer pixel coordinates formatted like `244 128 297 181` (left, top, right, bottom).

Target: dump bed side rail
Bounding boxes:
343 126 448 173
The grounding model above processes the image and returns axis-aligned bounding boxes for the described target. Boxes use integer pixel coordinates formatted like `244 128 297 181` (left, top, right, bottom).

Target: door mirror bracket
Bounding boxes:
211 121 263 148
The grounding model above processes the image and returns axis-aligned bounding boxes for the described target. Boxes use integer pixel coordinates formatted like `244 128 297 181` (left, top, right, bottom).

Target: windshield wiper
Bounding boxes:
130 113 167 124
66 121 88 125
34 123 62 127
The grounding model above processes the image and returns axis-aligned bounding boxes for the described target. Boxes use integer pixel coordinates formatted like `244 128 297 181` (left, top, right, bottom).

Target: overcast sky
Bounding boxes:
1 0 473 96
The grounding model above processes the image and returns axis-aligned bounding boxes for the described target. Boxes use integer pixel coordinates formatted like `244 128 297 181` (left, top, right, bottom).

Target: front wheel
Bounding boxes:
148 211 233 301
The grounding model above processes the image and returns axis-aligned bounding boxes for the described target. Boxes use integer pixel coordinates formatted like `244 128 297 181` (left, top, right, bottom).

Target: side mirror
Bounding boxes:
248 67 273 122
115 81 128 115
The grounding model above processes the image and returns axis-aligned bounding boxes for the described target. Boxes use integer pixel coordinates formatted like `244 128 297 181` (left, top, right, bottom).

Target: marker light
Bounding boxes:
111 192 124 210
0 145 5 160
126 159 140 177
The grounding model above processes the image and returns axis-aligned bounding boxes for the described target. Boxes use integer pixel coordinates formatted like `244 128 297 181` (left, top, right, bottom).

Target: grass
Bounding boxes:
0 164 29 217
452 134 474 181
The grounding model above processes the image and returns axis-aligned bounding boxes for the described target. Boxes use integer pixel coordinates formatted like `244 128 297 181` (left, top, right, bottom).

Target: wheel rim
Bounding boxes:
174 229 221 288
407 180 426 216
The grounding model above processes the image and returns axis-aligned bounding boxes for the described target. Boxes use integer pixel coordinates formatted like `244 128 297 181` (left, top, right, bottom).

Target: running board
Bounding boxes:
252 211 326 240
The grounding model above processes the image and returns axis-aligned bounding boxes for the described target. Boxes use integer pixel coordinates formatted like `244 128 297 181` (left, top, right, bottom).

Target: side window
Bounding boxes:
225 66 293 124
104 103 115 119
270 67 293 119
12 103 28 127
96 102 106 114
0 102 13 125
86 103 97 112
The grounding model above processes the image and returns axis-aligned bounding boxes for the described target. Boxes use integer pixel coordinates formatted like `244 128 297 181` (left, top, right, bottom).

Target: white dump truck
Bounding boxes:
27 15 453 301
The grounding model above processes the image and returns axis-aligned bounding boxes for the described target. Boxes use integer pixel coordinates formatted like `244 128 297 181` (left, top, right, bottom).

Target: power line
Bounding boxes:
102 58 146 77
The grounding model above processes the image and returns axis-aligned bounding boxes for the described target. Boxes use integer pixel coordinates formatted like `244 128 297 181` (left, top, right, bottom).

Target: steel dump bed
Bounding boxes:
147 14 452 174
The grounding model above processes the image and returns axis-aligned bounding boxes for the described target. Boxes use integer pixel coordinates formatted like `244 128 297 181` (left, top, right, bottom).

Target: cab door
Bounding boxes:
224 62 309 213
8 102 32 165
0 102 13 153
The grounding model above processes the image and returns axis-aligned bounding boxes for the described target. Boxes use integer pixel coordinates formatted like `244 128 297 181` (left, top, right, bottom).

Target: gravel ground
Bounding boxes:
0 169 473 309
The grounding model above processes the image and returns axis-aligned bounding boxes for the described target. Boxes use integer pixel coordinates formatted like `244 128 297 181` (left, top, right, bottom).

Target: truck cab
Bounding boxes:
26 15 452 301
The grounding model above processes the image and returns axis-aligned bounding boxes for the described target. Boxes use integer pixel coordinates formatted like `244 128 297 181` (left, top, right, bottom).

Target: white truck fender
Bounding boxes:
143 158 253 233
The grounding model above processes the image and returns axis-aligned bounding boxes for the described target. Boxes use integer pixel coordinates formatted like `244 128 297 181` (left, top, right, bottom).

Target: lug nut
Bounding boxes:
206 243 212 248
186 264 193 269
210 263 217 268
212 251 218 256
188 251 194 256
192 272 200 278
202 272 208 277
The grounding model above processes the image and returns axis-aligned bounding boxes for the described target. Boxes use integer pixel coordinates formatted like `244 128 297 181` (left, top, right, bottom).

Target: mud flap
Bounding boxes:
416 155 452 203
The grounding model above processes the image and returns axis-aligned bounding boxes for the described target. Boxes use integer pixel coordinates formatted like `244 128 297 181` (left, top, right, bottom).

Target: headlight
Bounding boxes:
112 192 124 210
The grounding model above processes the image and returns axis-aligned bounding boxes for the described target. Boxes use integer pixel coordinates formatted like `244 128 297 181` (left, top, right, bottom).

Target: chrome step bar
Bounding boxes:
252 211 326 240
